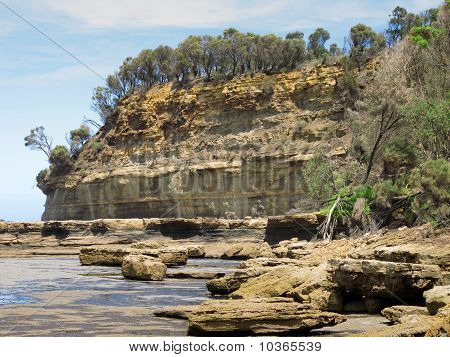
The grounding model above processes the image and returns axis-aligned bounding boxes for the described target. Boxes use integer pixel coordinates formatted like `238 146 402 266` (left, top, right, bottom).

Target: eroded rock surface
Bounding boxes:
381 306 429 324
187 298 346 336
122 254 167 281
424 285 450 315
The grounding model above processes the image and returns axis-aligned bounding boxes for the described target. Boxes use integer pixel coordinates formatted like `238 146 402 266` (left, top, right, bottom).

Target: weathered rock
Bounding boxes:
424 285 450 315
355 314 449 337
154 306 197 320
329 259 442 302
157 248 189 266
79 246 188 267
231 266 309 299
131 241 163 249
121 254 167 281
187 298 346 336
206 268 269 295
381 306 429 324
232 263 342 312
220 242 275 260
79 246 137 266
374 244 450 269
185 245 206 258
239 257 304 269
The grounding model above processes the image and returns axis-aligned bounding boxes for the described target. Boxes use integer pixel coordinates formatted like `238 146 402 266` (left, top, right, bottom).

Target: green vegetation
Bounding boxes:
49 145 72 174
68 125 91 157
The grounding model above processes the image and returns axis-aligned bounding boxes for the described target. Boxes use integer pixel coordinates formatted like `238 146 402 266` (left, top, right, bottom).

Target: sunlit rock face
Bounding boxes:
41 64 351 220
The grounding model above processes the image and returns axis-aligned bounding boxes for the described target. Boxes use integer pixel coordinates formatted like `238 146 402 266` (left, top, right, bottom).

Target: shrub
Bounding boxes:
419 159 450 203
383 139 419 178
323 185 374 220
303 154 335 202
90 138 105 153
373 180 405 208
49 145 72 174
36 169 49 183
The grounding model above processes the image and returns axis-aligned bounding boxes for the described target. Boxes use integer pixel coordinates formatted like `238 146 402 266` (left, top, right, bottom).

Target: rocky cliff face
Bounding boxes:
42 64 351 220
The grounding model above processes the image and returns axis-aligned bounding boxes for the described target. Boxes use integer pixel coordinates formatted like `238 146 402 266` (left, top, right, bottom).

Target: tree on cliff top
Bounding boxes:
24 126 53 159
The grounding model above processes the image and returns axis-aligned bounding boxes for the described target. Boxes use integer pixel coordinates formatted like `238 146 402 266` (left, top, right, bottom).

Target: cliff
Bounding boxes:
41 64 352 220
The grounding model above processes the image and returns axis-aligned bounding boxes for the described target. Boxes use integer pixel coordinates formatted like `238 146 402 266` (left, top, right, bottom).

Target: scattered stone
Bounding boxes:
424 285 450 315
329 259 442 302
187 298 346 336
121 254 167 281
381 306 428 324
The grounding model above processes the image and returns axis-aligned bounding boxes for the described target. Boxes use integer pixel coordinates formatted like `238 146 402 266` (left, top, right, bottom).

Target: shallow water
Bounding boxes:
0 256 239 336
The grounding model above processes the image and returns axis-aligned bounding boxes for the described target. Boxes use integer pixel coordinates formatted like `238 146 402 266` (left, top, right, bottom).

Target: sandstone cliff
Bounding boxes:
41 64 352 220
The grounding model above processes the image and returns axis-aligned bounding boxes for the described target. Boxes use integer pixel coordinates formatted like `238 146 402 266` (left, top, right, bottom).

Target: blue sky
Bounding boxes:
0 0 443 221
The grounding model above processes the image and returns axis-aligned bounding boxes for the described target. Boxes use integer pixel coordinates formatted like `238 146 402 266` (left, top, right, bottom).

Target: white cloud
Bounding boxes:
42 0 289 29
0 65 97 85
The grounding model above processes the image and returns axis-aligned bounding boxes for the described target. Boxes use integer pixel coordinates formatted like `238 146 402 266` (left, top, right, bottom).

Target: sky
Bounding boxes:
0 0 443 221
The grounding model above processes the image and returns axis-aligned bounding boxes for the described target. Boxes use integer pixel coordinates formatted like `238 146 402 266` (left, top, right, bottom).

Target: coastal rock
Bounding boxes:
329 259 442 302
157 248 189 266
220 242 275 260
206 268 269 295
355 313 449 337
131 241 164 249
185 245 206 258
187 298 346 336
79 246 138 266
121 254 167 281
381 306 429 324
423 285 450 315
374 244 450 269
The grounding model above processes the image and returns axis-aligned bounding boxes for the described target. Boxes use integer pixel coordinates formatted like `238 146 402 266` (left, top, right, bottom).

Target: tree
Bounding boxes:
67 125 91 157
154 45 176 82
133 49 156 89
49 145 72 174
307 28 330 58
91 86 116 124
286 31 304 40
348 24 385 68
386 6 408 45
329 43 342 56
24 126 53 159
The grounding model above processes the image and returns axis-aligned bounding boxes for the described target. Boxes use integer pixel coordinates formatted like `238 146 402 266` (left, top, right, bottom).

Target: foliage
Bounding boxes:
303 154 335 202
373 180 407 208
68 125 91 157
348 23 385 68
36 169 49 184
90 138 105 153
322 185 374 220
410 26 444 47
24 126 53 158
49 145 72 174
383 138 420 178
307 28 330 58
402 95 450 159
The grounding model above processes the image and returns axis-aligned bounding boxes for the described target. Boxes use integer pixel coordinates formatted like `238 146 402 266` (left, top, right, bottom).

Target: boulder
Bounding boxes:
157 248 189 266
79 246 139 266
187 298 346 336
220 242 275 260
206 268 269 295
329 259 442 302
185 245 206 258
239 257 303 269
424 285 450 315
121 254 167 281
381 306 429 324
232 263 343 312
